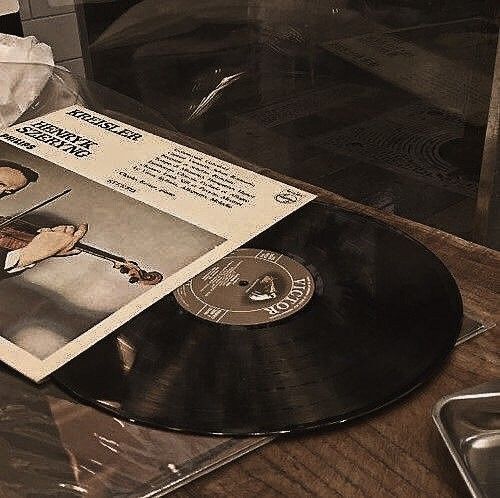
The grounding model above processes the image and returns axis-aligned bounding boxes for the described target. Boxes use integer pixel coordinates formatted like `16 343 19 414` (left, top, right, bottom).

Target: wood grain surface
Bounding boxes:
134 123 498 498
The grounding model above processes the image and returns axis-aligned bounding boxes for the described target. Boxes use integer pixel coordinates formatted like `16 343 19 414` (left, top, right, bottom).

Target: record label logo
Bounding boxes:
174 248 315 325
275 189 300 204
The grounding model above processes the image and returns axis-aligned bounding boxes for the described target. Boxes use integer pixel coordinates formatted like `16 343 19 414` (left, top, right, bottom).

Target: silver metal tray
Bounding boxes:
433 380 500 498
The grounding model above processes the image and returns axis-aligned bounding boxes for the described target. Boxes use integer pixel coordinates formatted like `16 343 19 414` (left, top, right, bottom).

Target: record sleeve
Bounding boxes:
0 366 270 497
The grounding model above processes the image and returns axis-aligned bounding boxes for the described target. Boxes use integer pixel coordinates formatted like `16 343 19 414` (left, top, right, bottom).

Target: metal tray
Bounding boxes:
433 380 500 498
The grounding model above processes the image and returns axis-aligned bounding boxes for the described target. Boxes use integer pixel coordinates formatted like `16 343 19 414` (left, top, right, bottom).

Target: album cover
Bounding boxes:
0 105 315 381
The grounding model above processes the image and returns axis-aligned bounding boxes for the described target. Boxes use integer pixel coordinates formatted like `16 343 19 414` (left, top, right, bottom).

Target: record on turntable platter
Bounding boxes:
55 201 462 436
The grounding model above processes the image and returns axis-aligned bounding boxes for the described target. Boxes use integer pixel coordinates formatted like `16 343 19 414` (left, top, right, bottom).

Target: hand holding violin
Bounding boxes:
18 224 88 267
0 191 162 284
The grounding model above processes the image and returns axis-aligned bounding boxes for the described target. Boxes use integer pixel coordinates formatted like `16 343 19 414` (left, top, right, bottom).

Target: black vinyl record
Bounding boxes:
54 202 462 435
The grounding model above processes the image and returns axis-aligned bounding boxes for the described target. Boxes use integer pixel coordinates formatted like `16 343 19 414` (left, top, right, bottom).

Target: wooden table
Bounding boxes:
163 162 499 497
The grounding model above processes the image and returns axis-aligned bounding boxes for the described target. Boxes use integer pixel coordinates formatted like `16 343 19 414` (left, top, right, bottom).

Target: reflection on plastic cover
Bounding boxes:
0 316 488 495
0 368 267 496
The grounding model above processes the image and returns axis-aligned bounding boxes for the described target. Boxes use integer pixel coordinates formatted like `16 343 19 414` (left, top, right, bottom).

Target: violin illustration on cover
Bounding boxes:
0 189 163 286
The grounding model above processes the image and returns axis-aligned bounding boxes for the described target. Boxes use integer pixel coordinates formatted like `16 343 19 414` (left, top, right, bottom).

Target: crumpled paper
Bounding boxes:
0 33 54 128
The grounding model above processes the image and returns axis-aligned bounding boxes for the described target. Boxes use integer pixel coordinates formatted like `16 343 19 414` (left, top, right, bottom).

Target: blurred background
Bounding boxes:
12 0 500 248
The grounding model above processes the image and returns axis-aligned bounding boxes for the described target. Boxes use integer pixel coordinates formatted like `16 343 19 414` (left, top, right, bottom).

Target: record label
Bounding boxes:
174 248 315 325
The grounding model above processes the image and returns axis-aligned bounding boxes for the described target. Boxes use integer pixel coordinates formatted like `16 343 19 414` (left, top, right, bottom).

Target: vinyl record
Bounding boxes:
54 202 462 435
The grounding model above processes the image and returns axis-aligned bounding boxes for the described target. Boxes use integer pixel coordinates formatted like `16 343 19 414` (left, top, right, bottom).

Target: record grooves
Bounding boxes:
54 202 462 436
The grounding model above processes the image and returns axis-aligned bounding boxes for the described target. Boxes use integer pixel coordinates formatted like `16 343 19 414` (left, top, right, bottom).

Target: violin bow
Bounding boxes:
0 189 72 229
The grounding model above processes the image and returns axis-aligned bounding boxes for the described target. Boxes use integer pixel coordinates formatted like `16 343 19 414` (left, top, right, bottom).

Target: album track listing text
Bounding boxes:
111 148 256 209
